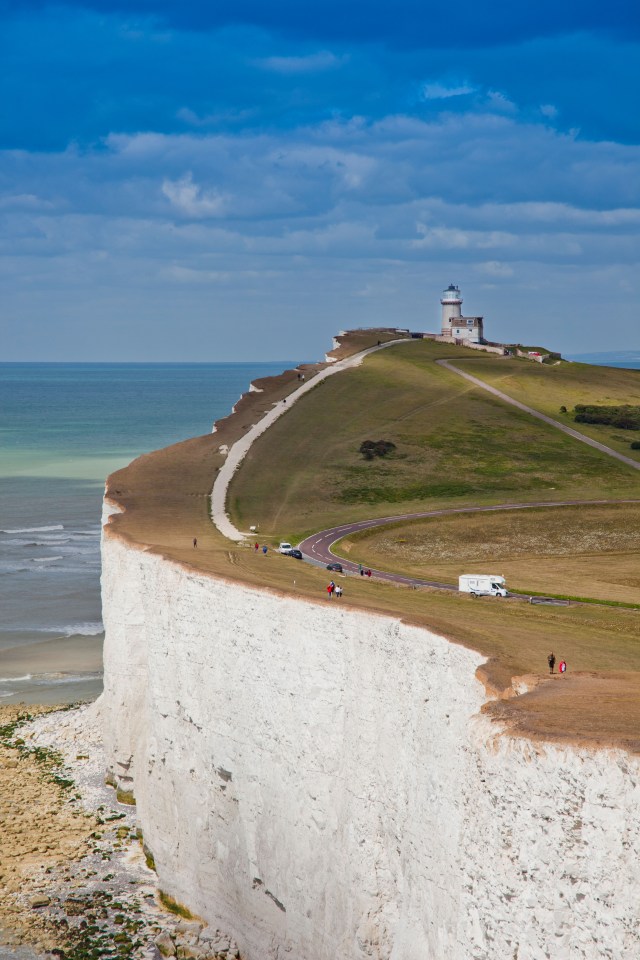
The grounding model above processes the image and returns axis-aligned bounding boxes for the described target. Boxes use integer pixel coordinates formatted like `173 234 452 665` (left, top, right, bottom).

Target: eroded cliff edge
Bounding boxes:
101 532 640 960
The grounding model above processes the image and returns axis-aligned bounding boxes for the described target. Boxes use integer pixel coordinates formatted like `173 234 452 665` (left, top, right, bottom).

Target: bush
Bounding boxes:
359 439 397 460
573 404 640 431
631 441 640 450
560 406 567 413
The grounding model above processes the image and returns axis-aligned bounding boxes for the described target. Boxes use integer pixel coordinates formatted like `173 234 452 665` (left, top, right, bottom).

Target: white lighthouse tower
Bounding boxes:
441 283 463 335
440 283 484 343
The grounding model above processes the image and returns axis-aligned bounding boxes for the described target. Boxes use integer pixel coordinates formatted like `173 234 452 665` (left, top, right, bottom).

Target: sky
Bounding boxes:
2 0 639 360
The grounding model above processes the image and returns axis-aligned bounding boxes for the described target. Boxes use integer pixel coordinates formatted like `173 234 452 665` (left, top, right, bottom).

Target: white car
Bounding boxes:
278 542 293 554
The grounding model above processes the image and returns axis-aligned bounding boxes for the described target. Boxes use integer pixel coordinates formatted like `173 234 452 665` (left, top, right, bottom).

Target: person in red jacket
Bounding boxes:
559 658 567 675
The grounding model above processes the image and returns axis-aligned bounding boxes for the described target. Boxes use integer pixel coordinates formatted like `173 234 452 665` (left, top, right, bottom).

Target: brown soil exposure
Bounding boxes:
103 328 640 756
484 673 640 754
0 705 92 952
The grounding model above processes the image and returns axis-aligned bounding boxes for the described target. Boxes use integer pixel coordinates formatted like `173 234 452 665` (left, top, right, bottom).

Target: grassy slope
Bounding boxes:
448 355 640 462
229 340 640 542
337 503 640 603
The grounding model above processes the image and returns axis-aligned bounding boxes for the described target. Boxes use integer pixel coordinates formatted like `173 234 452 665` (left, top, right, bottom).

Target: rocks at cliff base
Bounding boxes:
155 926 240 960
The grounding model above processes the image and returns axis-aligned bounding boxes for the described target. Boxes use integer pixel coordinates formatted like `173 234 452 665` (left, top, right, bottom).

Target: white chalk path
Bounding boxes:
210 339 411 541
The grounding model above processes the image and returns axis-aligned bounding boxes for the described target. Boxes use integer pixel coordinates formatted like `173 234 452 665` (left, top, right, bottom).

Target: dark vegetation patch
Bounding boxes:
573 404 640 430
359 439 397 460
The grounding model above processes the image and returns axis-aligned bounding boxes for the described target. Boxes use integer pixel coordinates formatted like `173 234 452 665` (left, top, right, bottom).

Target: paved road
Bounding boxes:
298 499 639 603
437 359 640 471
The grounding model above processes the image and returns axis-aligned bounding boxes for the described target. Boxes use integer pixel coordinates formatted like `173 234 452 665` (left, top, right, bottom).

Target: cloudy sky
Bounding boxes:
2 0 639 360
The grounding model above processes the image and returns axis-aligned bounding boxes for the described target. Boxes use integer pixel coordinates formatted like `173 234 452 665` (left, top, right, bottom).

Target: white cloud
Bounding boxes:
474 261 515 278
421 81 476 100
486 90 517 114
255 51 346 74
540 104 559 120
161 172 227 218
176 107 255 127
4 110 640 358
0 192 53 210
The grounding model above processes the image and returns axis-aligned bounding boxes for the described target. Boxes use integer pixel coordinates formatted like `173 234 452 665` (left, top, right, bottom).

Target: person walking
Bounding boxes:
359 564 364 576
255 542 259 551
262 545 268 555
547 652 556 675
326 583 334 599
193 537 197 548
559 658 567 675
335 584 343 598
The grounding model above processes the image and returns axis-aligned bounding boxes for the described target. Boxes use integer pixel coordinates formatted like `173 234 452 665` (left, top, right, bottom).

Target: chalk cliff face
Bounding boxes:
101 532 640 960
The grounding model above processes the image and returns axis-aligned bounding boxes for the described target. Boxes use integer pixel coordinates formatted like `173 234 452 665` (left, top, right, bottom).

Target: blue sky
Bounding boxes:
2 1 639 360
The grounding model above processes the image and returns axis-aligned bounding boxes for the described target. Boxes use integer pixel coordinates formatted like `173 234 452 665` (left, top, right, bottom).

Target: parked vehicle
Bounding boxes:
288 549 303 560
326 562 343 573
278 542 293 554
458 574 508 598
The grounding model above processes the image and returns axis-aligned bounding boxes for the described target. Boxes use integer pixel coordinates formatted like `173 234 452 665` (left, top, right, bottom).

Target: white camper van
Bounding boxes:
458 574 508 598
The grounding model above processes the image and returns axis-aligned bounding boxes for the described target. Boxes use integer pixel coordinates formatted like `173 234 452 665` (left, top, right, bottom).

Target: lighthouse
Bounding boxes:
440 284 484 343
441 284 463 334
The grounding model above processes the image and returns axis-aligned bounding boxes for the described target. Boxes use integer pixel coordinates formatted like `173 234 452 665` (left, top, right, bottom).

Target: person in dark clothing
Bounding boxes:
193 538 197 548
548 652 556 674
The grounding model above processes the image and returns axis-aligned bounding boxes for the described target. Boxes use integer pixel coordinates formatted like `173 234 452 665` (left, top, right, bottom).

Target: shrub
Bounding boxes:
573 404 640 431
631 441 640 450
359 439 397 460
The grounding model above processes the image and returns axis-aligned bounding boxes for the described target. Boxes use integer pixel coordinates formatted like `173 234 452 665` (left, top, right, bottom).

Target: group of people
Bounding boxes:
254 542 268 554
326 581 343 598
358 565 372 577
547 652 567 675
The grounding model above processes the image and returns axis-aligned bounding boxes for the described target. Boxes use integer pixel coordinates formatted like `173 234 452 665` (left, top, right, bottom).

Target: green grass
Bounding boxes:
158 891 195 919
229 340 640 541
116 788 136 806
447 354 640 462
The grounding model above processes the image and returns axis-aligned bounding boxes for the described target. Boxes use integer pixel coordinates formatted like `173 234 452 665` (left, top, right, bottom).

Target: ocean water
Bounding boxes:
567 350 640 369
0 362 293 703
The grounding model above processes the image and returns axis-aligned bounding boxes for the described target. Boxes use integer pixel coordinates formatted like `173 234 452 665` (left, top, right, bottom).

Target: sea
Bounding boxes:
568 350 640 369
0 362 294 705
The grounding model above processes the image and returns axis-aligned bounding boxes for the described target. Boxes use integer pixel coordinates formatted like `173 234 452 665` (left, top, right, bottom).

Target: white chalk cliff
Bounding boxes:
100 531 640 960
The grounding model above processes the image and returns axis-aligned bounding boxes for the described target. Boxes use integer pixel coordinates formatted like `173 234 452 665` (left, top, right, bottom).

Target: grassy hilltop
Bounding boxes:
107 333 640 751
229 339 640 539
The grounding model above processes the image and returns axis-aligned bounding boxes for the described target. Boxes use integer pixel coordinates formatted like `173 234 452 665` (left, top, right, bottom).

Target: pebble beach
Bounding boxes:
0 702 241 959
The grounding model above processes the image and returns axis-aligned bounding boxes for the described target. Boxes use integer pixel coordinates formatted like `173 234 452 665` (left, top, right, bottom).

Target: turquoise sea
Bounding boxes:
0 362 293 704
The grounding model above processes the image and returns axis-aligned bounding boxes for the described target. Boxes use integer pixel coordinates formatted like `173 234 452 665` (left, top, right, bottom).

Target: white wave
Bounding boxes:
5 537 72 546
1 524 64 534
31 556 64 563
0 671 102 687
8 622 104 637
56 622 104 637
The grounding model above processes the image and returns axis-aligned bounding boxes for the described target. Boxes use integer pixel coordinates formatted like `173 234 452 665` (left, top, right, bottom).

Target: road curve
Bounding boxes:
298 499 640 600
437 359 640 471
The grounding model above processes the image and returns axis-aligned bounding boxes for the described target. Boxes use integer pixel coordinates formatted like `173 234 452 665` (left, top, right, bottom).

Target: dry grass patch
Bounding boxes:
338 503 640 603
